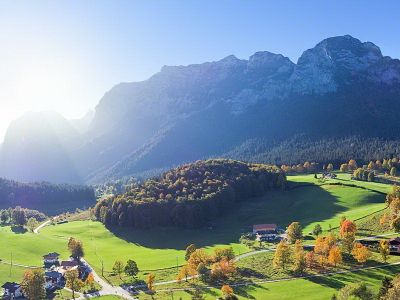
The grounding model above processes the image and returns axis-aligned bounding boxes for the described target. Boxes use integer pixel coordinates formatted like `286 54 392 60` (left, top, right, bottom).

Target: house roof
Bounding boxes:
43 252 60 259
45 271 62 279
253 224 277 231
1 282 20 292
60 260 79 268
389 237 400 244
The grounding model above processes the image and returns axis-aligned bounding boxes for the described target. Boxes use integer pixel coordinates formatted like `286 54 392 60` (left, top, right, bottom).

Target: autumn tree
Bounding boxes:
314 233 337 267
68 237 84 259
211 258 237 280
340 220 357 254
147 273 155 292
286 222 303 243
380 240 390 263
313 224 323 237
113 260 125 279
340 164 349 173
177 264 197 282
65 269 84 299
327 163 334 172
328 246 342 267
124 259 139 278
293 240 306 274
367 161 375 170
352 243 371 264
188 249 211 270
348 159 358 171
213 247 235 262
21 269 46 300
273 240 292 270
221 285 234 296
85 272 95 291
185 244 197 261
305 251 315 270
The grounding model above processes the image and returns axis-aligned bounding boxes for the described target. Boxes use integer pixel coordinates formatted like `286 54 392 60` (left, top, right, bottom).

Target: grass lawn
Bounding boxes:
0 263 26 284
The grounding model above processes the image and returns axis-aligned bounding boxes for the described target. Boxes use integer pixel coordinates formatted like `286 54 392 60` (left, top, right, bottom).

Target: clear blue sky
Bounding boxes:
0 0 399 140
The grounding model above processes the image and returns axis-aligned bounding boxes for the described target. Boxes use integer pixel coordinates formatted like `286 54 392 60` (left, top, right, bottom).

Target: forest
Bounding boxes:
224 136 400 168
94 159 286 229
0 178 96 215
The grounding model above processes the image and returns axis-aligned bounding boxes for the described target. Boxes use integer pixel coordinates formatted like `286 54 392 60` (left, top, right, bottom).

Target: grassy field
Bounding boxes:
139 264 400 299
0 174 394 295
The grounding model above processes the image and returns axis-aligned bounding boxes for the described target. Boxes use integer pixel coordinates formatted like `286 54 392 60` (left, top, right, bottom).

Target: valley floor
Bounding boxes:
0 173 397 299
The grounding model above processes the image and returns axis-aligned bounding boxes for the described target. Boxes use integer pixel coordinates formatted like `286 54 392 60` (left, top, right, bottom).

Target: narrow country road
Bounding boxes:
79 258 136 300
33 218 136 299
34 216 59 234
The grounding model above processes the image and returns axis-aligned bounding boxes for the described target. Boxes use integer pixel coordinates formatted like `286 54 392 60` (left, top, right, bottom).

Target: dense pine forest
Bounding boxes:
0 178 96 215
223 136 400 168
94 159 286 229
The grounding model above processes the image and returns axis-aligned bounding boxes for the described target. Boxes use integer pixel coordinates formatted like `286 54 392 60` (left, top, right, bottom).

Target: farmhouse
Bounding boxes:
2 282 23 299
253 224 281 241
45 271 63 290
43 252 60 264
59 260 79 270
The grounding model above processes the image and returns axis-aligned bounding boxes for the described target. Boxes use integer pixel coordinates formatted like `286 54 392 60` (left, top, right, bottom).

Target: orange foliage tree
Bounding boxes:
352 242 371 264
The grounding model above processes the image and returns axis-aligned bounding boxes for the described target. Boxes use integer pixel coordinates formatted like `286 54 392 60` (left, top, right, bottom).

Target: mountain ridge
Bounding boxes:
1 35 400 184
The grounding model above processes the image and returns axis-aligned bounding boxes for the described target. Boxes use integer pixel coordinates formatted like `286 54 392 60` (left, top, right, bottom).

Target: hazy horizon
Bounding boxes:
1 0 400 141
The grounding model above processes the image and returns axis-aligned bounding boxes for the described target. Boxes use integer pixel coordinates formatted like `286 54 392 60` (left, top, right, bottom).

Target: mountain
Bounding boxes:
0 111 82 183
2 35 400 184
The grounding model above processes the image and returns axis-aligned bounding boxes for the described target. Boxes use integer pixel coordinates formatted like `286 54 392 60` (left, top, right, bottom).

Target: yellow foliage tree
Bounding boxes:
176 264 197 282
352 243 371 264
147 273 155 292
188 249 211 269
328 246 342 267
273 240 292 270
379 240 390 263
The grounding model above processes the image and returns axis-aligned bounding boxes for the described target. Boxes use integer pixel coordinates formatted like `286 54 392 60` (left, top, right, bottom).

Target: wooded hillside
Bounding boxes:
94 159 286 229
0 178 96 215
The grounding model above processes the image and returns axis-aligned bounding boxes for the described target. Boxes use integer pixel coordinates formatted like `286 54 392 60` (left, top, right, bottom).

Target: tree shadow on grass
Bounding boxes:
107 182 379 250
237 267 265 279
11 225 27 234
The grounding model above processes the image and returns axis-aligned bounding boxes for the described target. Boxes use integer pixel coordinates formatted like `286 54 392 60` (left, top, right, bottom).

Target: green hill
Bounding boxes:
94 159 286 229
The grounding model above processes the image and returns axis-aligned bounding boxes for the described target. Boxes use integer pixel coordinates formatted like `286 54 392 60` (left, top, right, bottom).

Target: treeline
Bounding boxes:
223 135 400 167
0 178 96 215
94 159 286 229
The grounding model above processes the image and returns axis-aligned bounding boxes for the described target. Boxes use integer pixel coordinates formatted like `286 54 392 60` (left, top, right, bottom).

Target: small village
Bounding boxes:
2 251 92 299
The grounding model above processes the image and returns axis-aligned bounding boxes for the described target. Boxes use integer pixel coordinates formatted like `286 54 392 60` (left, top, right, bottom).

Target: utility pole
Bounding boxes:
9 252 13 277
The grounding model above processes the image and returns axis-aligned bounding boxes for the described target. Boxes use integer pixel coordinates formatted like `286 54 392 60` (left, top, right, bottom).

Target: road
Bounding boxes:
33 216 59 234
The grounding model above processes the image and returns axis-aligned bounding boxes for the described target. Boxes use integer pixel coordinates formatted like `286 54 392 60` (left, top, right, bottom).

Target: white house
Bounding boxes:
43 252 60 265
2 282 23 299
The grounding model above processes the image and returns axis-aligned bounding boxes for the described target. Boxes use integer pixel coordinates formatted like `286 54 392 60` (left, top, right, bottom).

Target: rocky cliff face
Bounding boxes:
2 35 400 184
